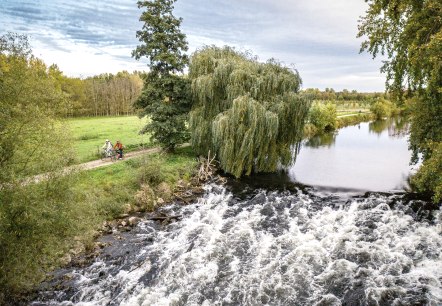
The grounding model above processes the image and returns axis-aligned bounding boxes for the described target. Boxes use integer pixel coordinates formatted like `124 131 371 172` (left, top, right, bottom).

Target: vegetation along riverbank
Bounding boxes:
1 0 441 302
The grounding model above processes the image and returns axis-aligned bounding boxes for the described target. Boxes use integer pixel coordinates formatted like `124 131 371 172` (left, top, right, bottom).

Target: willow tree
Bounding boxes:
189 46 311 178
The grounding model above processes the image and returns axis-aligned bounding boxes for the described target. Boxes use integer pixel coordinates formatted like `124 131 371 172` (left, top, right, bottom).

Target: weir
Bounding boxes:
33 184 441 305
32 119 441 305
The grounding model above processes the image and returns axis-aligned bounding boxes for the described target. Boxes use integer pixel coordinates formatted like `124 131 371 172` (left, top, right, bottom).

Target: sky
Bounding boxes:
0 0 386 92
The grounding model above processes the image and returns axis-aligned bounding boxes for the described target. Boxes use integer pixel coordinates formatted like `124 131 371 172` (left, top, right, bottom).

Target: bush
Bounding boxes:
0 173 83 301
138 156 166 187
134 148 197 212
370 98 398 119
0 34 86 301
308 102 337 132
411 141 442 203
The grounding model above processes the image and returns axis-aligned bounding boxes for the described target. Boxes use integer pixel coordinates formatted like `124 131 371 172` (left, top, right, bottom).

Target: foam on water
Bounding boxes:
33 185 442 306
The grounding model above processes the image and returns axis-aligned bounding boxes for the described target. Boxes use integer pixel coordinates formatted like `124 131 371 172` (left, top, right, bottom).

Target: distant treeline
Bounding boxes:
50 66 143 117
303 88 388 107
57 72 386 117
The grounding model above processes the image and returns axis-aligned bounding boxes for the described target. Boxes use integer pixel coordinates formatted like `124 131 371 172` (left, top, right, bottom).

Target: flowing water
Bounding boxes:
32 119 442 306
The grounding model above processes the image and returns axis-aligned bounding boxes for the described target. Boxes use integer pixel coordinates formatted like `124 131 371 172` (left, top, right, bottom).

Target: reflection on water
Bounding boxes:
290 118 414 192
369 117 409 137
305 132 337 148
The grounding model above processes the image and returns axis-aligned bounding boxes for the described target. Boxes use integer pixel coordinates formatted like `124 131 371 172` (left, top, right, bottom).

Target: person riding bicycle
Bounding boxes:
114 140 124 160
102 139 113 157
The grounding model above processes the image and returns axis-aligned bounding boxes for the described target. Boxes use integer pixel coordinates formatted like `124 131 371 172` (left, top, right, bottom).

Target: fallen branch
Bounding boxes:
146 215 182 221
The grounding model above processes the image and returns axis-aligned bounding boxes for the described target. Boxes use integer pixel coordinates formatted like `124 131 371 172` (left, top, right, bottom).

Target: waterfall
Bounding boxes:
33 184 442 306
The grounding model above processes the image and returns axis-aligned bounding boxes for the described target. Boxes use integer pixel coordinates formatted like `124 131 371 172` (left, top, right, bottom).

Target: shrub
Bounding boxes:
370 98 398 119
411 141 442 203
308 102 337 132
0 173 83 300
134 184 157 211
138 156 166 187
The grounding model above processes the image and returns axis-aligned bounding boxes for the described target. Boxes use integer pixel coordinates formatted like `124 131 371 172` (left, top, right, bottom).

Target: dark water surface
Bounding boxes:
31 119 442 306
290 117 414 192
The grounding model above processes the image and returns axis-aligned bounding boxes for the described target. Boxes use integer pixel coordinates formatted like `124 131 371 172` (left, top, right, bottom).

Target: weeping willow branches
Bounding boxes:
189 46 311 178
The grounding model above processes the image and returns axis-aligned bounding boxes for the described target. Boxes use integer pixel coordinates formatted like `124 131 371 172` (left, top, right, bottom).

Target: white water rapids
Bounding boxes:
34 184 441 306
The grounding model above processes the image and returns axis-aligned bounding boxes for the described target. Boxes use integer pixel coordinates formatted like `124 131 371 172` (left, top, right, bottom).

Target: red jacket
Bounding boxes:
114 143 123 150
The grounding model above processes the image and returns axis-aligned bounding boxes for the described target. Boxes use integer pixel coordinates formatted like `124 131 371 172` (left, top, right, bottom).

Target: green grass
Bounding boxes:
66 116 151 163
0 146 198 302
337 108 370 115
75 146 197 217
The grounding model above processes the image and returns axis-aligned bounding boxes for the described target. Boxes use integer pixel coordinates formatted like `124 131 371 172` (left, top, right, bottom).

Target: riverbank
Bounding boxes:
304 111 374 138
0 146 202 304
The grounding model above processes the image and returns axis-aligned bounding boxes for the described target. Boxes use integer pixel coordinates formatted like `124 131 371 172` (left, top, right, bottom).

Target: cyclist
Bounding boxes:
102 139 113 157
114 140 124 160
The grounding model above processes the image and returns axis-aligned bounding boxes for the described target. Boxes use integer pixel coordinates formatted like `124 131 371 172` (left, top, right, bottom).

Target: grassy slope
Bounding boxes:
75 146 197 221
67 116 151 163
1 146 197 302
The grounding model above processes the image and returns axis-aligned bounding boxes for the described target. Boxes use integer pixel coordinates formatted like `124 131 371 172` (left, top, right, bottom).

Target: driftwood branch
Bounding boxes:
197 150 217 183
146 215 182 221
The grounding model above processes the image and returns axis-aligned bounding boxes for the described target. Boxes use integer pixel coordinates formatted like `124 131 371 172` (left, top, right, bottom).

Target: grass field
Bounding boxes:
66 116 151 163
67 109 371 163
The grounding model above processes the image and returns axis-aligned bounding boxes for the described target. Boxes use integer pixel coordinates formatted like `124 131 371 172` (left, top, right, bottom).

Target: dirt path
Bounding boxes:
337 112 371 118
24 145 189 185
79 143 191 171
80 147 162 171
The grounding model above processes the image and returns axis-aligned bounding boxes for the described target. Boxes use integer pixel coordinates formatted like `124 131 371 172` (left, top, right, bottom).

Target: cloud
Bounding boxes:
0 0 385 91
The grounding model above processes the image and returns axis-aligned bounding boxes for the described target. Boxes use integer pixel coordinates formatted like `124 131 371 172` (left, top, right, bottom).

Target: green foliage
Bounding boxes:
308 102 337 132
135 73 191 151
0 33 80 300
42 65 144 117
138 156 166 186
0 175 83 298
0 33 73 179
303 87 387 103
81 71 143 117
189 46 311 178
411 142 442 203
358 0 442 202
369 98 396 119
336 113 374 129
409 94 442 163
132 0 188 74
135 147 197 210
133 0 191 151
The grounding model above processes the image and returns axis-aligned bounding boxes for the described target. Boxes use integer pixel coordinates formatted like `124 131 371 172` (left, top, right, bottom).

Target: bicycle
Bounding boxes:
100 148 117 162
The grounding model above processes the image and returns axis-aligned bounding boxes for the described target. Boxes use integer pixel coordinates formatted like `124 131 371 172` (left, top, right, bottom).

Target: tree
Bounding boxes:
309 102 337 132
0 33 79 300
189 46 311 178
132 0 191 151
358 0 442 202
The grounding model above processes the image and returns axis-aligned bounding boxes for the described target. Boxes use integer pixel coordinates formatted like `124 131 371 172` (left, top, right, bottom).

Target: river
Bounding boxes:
32 118 442 306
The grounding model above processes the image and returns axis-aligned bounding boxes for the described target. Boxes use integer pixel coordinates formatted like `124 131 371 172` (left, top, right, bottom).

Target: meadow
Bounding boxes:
67 108 371 164
67 116 151 163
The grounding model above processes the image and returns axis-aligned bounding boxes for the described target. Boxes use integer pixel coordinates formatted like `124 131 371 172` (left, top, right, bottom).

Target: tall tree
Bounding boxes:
0 33 79 299
358 0 442 202
132 0 191 151
189 46 311 178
